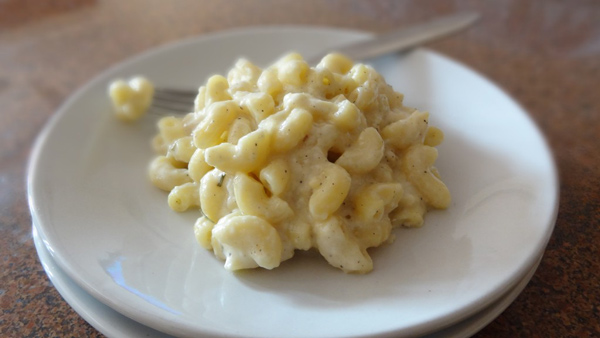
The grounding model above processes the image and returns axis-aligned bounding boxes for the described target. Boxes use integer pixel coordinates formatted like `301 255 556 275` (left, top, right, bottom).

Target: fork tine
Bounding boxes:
155 88 198 97
152 87 197 113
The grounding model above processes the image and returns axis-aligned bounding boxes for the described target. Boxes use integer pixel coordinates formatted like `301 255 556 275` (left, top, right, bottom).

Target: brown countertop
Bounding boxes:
1 0 598 337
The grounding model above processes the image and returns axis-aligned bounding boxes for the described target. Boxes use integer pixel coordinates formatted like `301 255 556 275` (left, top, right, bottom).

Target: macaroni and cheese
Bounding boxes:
144 53 450 273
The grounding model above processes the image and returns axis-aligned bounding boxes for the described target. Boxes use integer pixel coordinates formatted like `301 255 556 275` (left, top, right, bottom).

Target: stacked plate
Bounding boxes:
28 27 559 338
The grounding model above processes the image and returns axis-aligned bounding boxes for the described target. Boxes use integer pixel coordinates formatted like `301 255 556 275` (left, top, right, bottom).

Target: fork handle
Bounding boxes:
307 11 479 64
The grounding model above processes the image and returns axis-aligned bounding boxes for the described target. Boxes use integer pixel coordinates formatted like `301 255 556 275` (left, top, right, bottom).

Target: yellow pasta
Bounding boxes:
142 53 450 274
199 169 230 222
233 173 294 223
227 59 261 93
167 136 196 163
314 216 373 272
192 101 241 149
226 116 254 144
257 68 283 100
194 216 215 249
403 145 451 209
241 92 275 122
205 75 232 105
153 116 188 154
259 159 291 196
204 129 271 173
335 127 384 174
278 59 310 86
193 86 207 113
308 163 351 221
330 99 362 131
148 156 192 191
211 213 283 270
108 76 154 122
168 182 200 212
187 148 212 182
318 53 354 74
424 126 444 147
270 108 313 153
382 110 429 150
354 183 403 222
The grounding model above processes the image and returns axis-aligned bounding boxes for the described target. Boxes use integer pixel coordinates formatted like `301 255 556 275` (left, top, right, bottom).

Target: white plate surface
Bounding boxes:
28 27 558 338
33 227 173 337
32 223 542 338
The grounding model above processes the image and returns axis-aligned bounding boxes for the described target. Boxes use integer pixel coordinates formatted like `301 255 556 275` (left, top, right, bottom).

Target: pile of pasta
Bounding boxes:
148 53 450 273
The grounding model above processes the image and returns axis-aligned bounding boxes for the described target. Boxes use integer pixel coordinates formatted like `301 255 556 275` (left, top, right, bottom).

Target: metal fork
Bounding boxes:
151 88 198 113
150 12 478 114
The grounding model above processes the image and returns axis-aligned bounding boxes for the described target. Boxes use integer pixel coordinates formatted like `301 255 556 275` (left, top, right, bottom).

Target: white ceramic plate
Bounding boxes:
33 226 173 337
32 222 542 338
28 27 559 338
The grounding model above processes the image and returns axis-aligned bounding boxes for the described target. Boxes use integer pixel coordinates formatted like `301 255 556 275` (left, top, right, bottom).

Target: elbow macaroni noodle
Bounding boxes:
139 53 451 273
108 76 154 121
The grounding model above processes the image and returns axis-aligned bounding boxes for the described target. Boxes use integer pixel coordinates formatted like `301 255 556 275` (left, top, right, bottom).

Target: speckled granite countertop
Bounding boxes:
1 0 598 337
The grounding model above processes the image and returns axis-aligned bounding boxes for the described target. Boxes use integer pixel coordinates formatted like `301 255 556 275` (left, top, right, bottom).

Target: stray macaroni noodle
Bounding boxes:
141 53 450 273
109 76 154 121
